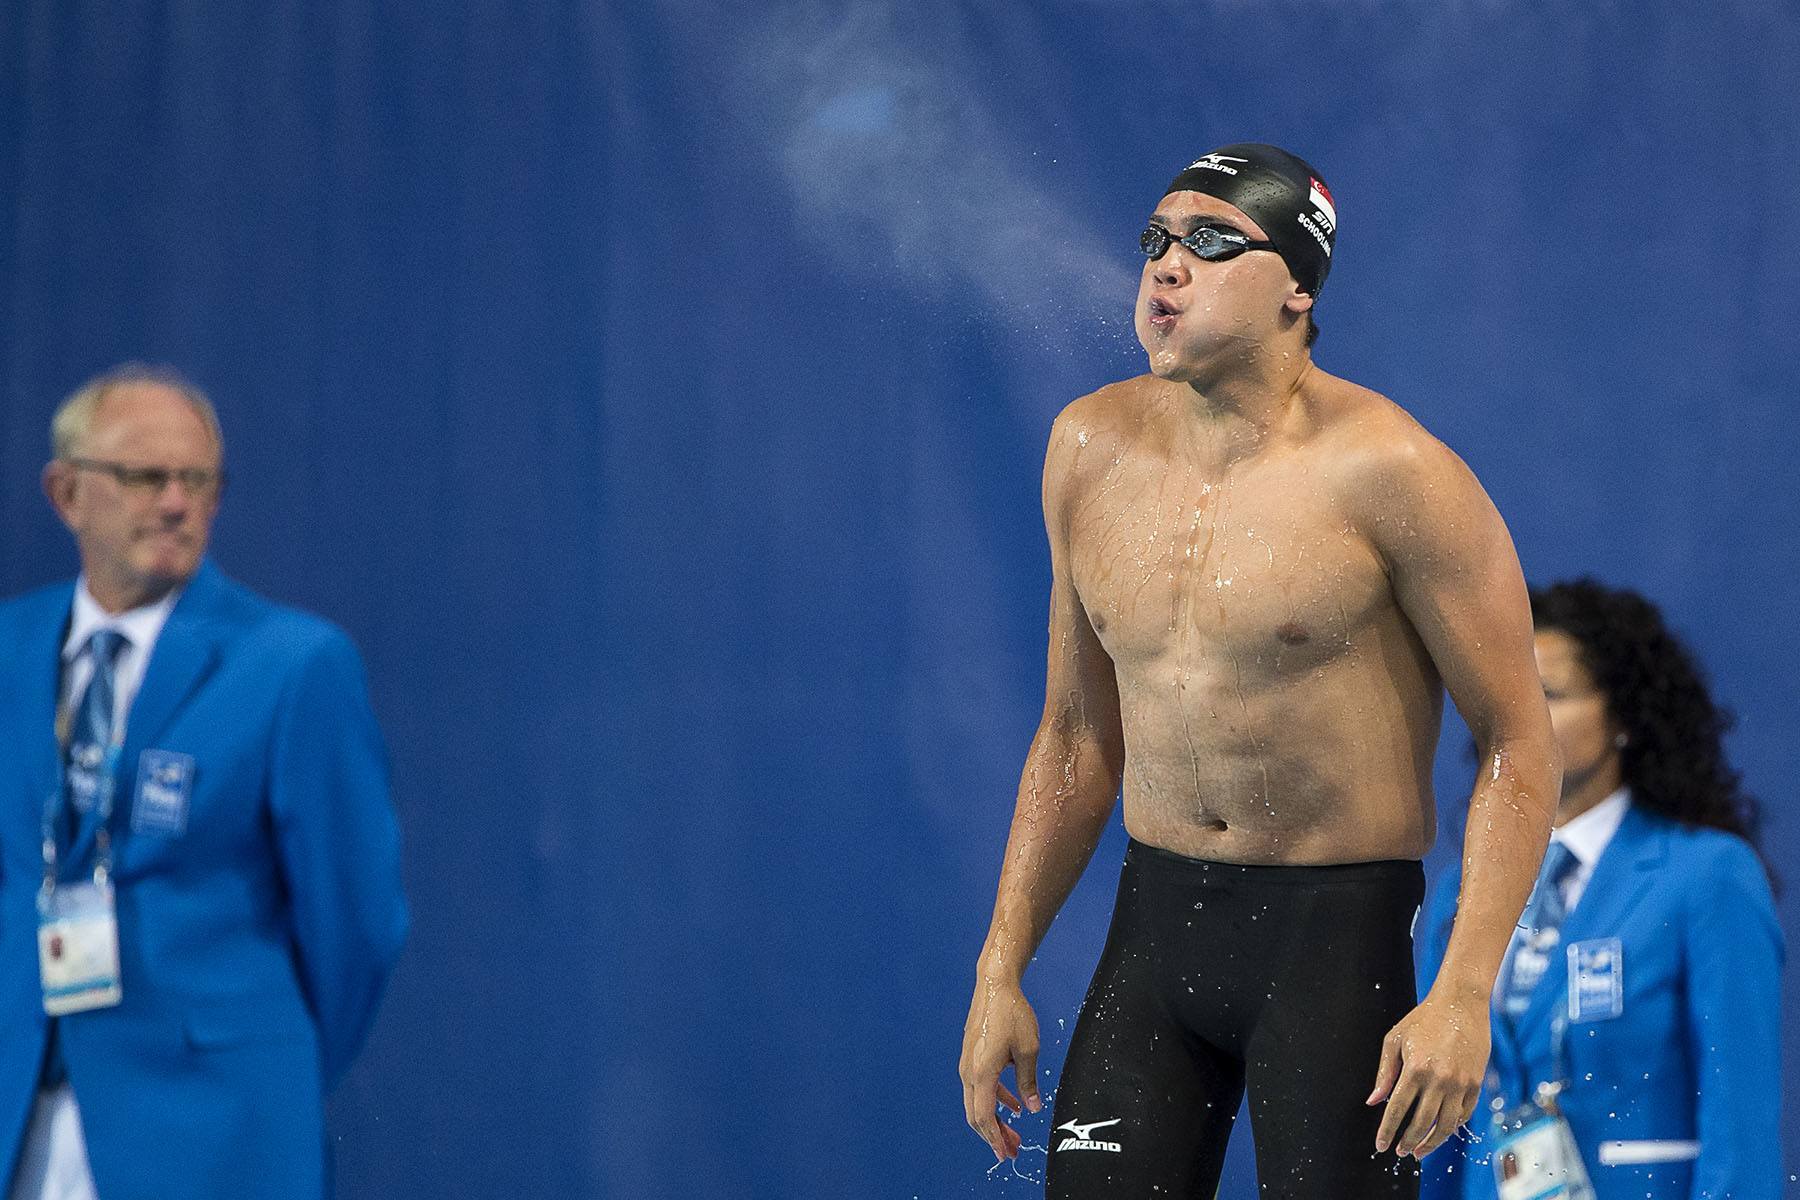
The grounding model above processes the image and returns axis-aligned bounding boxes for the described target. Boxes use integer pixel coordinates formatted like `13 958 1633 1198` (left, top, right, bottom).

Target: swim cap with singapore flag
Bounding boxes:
1164 143 1338 296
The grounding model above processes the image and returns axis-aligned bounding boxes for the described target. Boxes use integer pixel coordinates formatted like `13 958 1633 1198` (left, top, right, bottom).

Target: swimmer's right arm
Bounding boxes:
960 409 1127 1162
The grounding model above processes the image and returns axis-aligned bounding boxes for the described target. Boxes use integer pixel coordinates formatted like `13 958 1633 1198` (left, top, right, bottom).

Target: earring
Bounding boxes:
1613 733 1628 749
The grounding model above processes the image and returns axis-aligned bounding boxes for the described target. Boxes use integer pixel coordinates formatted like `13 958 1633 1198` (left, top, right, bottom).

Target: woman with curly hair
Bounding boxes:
1417 578 1782 1200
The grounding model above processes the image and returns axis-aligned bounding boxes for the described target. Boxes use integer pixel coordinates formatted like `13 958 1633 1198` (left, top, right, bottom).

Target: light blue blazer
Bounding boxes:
0 562 407 1199
1416 804 1783 1200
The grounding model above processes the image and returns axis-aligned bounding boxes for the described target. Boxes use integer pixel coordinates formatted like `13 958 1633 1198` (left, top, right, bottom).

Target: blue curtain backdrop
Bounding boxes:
2 2 1796 1196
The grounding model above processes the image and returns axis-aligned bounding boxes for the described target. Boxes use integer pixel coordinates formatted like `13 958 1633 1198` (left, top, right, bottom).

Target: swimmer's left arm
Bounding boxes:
1353 430 1562 1160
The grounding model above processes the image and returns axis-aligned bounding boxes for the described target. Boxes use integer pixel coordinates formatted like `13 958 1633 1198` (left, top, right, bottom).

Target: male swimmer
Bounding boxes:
959 144 1561 1199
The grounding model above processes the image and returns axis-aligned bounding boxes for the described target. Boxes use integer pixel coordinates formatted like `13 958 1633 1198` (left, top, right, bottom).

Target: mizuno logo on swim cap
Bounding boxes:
1185 153 1249 176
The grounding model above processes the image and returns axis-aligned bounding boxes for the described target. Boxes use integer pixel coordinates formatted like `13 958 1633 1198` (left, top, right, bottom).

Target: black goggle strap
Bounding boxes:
1140 223 1277 261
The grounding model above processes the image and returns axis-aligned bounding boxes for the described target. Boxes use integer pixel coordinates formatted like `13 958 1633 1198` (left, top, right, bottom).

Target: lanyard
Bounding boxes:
42 679 124 893
1493 1003 1570 1110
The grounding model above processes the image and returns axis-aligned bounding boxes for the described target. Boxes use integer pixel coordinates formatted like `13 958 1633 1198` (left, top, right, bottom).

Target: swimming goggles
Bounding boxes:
1140 222 1278 263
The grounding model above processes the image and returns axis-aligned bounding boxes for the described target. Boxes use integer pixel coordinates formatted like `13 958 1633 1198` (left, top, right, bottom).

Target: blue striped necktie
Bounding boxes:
61 628 129 855
1499 841 1579 1018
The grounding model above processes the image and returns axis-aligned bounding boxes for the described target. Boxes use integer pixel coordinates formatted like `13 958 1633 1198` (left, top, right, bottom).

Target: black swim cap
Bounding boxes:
1163 144 1337 295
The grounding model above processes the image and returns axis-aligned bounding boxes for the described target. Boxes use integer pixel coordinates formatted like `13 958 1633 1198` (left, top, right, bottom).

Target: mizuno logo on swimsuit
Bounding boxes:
1184 154 1248 176
1055 1117 1123 1153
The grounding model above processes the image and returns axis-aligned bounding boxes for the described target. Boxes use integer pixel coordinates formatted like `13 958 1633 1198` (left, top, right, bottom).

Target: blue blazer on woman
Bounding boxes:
1416 804 1783 1200
0 562 408 1199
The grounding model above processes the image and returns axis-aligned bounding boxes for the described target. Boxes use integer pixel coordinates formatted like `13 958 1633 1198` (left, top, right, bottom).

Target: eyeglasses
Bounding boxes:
66 457 225 499
1140 222 1279 264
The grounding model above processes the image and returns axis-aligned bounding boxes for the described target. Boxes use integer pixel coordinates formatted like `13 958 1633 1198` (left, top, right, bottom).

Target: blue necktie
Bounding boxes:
1499 841 1579 1018
59 628 129 861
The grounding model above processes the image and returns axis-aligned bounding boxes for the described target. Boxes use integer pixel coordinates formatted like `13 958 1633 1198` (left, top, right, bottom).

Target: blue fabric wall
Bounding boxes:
2 3 1795 1196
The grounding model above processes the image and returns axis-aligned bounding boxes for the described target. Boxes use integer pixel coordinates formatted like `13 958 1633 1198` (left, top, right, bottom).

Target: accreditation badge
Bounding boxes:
1491 1101 1595 1200
37 880 123 1016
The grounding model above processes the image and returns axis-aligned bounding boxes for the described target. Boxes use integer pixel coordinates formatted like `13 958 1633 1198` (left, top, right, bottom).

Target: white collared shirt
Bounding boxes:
1550 787 1631 912
59 580 183 737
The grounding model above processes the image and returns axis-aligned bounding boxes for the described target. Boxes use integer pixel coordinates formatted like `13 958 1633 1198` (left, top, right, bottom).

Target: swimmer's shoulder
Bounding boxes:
1041 377 1158 521
1302 370 1433 455
1303 370 1479 504
1045 376 1159 469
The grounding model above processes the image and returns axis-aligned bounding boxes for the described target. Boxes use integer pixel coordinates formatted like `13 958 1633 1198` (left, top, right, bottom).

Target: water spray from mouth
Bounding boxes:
716 1 1139 358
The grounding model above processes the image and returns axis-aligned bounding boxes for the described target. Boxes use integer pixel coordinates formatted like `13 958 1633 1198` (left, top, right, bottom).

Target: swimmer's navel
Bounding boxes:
1274 622 1310 646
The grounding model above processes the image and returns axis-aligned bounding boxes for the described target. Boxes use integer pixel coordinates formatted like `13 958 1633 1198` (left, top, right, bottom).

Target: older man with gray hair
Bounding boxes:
0 364 407 1200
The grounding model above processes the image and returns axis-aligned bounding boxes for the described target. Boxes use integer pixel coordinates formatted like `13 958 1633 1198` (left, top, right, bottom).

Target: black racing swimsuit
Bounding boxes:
1047 839 1426 1199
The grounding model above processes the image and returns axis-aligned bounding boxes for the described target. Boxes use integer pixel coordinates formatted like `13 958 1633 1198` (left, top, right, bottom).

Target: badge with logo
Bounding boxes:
37 879 122 1015
1566 938 1624 1023
132 749 195 837
1492 1108 1595 1200
1491 1085 1596 1200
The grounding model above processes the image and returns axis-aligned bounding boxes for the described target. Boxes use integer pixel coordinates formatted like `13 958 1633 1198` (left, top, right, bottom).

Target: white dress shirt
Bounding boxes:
58 581 182 735
1549 786 1630 913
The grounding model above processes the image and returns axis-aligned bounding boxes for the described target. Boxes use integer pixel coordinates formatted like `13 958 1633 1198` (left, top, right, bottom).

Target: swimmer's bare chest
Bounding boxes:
1065 448 1440 863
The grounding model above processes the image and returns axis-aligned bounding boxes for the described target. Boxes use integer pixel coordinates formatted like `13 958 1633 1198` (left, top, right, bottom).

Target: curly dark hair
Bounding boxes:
1530 578 1762 854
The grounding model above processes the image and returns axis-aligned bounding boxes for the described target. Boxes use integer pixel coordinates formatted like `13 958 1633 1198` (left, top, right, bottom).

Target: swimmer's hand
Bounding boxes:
959 978 1043 1161
1366 992 1490 1160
